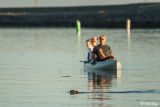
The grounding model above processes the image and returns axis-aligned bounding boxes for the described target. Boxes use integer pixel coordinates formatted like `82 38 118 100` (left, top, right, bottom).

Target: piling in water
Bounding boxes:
35 0 38 8
76 20 81 35
127 19 131 36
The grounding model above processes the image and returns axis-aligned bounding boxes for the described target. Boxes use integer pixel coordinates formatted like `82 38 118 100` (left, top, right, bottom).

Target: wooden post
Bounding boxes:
127 19 131 70
127 19 131 48
127 19 131 36
35 0 37 8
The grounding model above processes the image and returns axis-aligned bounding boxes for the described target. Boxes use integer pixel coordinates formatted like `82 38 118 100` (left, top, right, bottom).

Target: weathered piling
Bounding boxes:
127 19 131 36
35 0 38 8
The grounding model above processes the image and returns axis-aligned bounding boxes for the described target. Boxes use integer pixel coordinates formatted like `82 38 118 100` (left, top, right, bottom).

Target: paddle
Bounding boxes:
79 60 88 63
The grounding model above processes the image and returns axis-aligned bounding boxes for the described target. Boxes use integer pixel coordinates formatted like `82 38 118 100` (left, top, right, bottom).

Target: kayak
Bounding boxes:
84 59 121 70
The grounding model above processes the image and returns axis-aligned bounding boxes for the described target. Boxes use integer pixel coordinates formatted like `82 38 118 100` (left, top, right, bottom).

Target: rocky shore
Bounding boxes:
0 3 160 28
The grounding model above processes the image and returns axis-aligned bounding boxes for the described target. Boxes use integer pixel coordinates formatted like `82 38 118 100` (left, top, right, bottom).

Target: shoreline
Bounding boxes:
0 3 160 28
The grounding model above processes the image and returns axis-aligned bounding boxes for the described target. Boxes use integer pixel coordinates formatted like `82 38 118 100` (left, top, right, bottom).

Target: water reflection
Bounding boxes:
85 69 121 106
77 31 81 52
35 29 39 50
127 28 131 69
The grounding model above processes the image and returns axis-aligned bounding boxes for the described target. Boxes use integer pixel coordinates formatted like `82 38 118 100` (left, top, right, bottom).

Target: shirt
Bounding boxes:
88 45 94 61
93 44 113 60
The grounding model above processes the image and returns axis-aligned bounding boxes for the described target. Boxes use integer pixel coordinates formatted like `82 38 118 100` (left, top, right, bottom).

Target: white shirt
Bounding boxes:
88 45 94 61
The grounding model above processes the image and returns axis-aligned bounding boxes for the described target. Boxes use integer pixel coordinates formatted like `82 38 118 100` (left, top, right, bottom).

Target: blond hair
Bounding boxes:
92 37 97 41
100 35 107 39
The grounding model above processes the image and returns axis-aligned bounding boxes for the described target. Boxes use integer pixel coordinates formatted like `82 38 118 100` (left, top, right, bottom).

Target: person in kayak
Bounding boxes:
92 35 115 62
86 37 98 61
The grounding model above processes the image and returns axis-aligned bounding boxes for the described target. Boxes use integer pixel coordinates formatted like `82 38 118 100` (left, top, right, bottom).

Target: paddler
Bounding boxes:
92 35 115 63
86 37 98 62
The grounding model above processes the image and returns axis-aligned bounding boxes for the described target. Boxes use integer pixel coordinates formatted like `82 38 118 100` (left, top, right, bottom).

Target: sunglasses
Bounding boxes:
100 39 105 40
92 41 96 42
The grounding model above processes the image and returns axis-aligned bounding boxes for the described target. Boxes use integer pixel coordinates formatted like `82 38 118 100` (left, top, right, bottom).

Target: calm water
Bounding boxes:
0 28 160 107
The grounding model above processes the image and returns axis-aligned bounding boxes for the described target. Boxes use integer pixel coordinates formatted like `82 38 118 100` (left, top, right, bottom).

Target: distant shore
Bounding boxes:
0 3 160 28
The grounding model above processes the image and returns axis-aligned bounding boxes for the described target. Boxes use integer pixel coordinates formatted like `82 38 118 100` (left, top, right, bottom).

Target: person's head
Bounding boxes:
91 37 98 46
100 35 107 45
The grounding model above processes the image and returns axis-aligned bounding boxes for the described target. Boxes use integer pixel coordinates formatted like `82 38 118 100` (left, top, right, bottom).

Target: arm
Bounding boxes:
99 46 115 59
111 53 115 59
98 48 106 59
86 38 92 49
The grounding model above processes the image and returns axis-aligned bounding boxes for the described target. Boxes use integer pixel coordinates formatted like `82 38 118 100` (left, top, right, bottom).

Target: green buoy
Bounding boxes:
76 20 81 35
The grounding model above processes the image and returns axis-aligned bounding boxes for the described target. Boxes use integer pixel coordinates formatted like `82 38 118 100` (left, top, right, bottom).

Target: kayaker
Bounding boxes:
86 37 98 61
92 35 115 62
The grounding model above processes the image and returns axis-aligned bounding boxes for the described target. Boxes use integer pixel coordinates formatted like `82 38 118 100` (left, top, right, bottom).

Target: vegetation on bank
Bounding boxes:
0 3 160 28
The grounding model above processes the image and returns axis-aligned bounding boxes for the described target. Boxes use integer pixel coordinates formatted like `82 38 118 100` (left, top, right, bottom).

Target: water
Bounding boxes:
0 28 160 107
